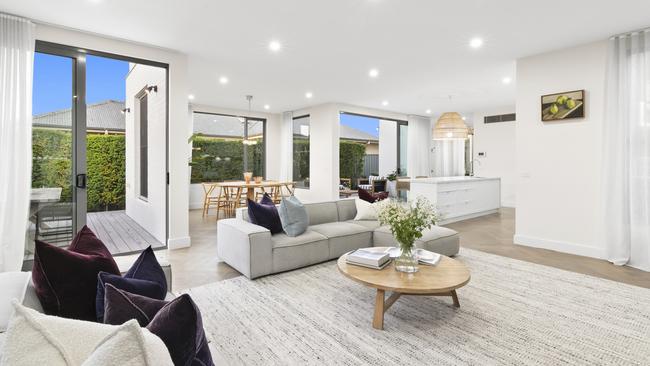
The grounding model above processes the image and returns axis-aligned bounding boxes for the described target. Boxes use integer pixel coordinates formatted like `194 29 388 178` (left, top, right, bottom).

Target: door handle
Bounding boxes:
76 174 87 189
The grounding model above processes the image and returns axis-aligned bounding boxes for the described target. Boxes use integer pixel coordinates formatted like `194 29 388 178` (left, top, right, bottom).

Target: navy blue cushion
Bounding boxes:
103 285 214 366
95 246 166 322
247 193 283 234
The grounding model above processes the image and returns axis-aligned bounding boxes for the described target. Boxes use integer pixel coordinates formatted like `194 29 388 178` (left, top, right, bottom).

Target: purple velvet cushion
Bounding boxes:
358 188 389 203
104 285 214 366
31 225 120 321
103 283 167 327
247 193 283 234
96 246 167 322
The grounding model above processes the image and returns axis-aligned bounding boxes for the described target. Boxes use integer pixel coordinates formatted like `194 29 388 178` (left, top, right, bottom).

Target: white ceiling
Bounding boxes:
2 0 650 115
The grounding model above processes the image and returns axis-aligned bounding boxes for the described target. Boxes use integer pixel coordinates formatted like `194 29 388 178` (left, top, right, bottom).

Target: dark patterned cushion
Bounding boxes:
96 246 167 322
247 193 283 234
32 225 120 321
104 285 214 366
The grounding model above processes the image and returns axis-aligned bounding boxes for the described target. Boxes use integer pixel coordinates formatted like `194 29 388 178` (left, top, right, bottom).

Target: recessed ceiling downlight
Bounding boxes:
369 68 379 78
502 77 512 84
426 109 432 114
305 92 313 99
382 100 389 106
469 37 483 49
269 40 282 52
264 104 270 110
188 94 195 100
219 76 229 85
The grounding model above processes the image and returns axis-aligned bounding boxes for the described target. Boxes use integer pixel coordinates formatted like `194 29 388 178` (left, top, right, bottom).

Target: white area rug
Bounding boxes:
184 249 650 365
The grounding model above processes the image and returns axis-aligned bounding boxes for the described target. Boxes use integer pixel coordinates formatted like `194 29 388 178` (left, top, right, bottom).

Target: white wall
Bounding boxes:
378 120 397 176
35 24 191 249
125 64 166 243
515 40 607 258
188 104 281 209
292 103 340 203
472 106 516 207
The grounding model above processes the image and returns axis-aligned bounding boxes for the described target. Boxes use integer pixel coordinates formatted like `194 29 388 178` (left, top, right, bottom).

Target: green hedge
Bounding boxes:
292 138 310 186
190 137 264 183
32 129 125 212
339 141 366 186
87 134 125 212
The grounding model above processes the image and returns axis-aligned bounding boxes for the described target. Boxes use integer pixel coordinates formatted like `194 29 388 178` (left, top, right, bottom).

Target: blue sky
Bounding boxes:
340 113 379 137
33 53 128 115
33 52 378 136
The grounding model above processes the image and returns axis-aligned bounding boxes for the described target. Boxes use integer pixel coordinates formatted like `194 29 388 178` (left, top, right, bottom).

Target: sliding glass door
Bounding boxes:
29 52 79 254
29 42 168 258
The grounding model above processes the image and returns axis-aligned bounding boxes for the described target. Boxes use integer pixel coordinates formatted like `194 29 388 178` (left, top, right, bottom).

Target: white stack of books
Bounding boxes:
416 248 441 266
346 249 391 270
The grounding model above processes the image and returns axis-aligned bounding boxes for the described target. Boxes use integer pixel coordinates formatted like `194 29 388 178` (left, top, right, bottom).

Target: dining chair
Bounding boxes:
372 179 387 193
214 185 238 219
201 183 220 217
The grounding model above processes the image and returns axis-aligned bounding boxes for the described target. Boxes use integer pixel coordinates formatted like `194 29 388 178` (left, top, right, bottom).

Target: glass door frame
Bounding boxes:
35 42 87 232
34 41 170 250
396 120 408 177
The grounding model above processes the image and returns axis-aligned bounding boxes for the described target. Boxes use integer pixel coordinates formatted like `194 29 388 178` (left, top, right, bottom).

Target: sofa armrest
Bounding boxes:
217 219 273 279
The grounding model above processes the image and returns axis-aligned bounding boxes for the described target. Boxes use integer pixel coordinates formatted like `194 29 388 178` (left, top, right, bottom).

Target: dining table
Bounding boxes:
30 187 63 216
210 180 295 201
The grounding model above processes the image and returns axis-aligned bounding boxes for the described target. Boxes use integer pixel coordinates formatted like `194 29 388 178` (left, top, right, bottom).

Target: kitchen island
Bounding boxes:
409 177 501 224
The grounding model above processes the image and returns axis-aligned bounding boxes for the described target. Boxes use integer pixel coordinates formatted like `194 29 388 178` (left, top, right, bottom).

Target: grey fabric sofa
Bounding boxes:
217 199 460 279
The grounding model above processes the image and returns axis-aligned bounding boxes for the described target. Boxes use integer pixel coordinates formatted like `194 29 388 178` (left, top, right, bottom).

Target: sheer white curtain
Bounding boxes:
406 115 431 177
602 29 650 271
432 140 465 177
0 14 35 271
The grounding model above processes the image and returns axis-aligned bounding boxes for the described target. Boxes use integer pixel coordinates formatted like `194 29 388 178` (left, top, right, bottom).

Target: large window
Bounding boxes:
137 92 148 198
338 112 407 189
191 112 265 183
292 115 310 188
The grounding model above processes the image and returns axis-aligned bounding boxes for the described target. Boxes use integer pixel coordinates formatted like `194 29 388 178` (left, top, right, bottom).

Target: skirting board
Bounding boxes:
514 234 605 260
168 236 191 250
438 209 499 225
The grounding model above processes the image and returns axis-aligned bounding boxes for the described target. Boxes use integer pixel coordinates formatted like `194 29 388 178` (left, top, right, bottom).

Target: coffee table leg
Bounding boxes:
451 290 460 308
373 289 385 330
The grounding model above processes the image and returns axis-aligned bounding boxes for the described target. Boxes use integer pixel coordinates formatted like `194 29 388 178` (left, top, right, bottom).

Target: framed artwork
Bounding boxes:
541 90 585 121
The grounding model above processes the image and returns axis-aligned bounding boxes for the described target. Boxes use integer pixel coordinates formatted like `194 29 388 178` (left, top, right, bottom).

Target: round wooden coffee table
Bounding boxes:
337 248 471 330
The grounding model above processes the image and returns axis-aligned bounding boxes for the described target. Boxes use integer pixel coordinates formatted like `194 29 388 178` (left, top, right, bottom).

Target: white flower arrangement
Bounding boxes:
376 196 439 252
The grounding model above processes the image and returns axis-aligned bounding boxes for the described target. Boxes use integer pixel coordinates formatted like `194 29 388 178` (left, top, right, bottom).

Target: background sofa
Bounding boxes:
217 199 459 279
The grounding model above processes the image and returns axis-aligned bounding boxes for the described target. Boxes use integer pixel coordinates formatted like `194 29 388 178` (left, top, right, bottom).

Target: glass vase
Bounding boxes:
394 245 419 273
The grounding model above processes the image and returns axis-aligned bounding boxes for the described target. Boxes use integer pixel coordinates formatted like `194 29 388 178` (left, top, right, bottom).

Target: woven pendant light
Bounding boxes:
433 112 469 140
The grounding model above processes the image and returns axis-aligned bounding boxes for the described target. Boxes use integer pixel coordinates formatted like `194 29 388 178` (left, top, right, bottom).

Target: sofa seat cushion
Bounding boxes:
310 222 373 258
345 220 381 230
373 225 460 257
271 230 328 249
270 231 329 273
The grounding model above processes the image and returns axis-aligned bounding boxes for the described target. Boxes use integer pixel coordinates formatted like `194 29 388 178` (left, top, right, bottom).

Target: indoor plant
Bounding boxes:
376 196 438 273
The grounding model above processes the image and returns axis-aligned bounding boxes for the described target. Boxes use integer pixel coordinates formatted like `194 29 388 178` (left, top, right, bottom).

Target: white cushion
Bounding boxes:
0 302 173 366
0 272 31 332
353 198 379 221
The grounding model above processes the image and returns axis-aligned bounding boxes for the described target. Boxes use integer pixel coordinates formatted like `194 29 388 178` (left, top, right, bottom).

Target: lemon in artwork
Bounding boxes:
550 103 559 114
566 98 576 109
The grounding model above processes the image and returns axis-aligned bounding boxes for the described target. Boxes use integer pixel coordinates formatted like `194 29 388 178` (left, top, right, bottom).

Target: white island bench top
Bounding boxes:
409 176 501 184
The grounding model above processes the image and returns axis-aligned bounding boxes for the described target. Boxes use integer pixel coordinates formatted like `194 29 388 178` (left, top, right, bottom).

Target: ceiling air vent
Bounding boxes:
484 113 516 124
